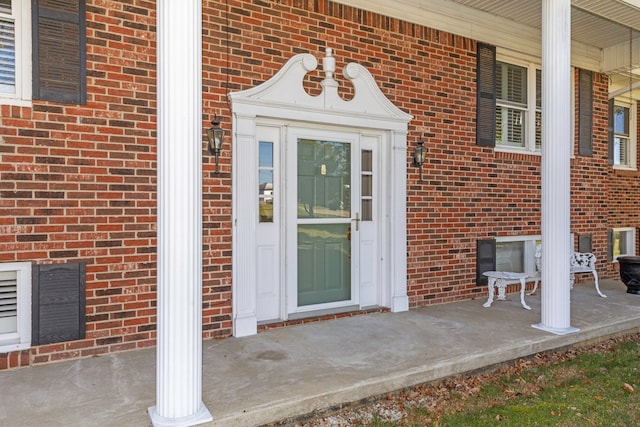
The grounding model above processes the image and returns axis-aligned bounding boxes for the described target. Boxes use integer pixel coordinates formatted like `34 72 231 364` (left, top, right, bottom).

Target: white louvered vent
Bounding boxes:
0 270 18 335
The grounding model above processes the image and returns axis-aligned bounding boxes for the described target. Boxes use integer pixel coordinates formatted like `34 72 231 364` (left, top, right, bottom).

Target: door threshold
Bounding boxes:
287 305 361 321
257 305 388 331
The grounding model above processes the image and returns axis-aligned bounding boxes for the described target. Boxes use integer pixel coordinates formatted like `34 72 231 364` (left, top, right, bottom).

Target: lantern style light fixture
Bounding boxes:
413 135 427 182
206 114 225 173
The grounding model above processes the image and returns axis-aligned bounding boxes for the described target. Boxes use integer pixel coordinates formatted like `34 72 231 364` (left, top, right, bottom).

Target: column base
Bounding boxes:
233 313 258 337
149 403 213 427
391 295 409 312
532 322 580 336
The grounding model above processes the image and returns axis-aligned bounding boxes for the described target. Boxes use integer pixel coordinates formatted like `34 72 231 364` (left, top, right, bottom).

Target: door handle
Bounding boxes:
351 212 360 231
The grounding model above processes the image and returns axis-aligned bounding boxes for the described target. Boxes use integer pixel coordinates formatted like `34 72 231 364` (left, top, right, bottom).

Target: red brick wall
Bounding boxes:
1 0 159 369
571 71 616 277
1 0 637 370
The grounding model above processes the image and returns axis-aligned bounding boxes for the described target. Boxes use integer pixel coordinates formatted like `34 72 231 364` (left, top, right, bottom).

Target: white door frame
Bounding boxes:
229 49 412 337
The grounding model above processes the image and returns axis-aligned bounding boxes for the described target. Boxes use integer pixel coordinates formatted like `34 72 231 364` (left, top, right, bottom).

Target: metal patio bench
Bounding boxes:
528 244 606 298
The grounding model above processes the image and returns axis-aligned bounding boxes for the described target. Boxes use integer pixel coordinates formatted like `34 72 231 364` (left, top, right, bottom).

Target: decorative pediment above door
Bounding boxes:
230 48 412 128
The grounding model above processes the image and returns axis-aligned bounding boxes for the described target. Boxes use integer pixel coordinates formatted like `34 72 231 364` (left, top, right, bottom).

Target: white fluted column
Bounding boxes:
149 0 213 425
532 0 579 335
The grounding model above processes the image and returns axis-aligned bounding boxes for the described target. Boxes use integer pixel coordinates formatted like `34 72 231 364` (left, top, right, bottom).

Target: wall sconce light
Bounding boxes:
413 136 427 182
206 114 225 173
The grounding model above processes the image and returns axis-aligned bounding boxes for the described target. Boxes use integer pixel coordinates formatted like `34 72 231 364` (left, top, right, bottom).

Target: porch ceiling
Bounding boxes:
451 0 640 49
333 0 640 97
448 0 640 96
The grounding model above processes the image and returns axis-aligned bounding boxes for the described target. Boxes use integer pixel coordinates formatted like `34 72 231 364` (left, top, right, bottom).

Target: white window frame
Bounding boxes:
0 261 31 352
612 227 636 261
612 99 637 171
496 235 541 276
495 50 575 156
0 0 31 106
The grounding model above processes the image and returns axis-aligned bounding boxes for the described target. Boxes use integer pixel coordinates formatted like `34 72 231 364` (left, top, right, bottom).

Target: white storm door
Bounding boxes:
287 127 361 313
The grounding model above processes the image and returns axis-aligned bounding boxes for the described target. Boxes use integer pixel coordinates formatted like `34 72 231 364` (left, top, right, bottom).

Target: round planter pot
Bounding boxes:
617 256 640 295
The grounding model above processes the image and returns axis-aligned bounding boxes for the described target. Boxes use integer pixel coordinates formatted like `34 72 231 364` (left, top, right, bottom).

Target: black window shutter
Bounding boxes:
607 229 613 262
578 234 592 253
476 239 496 286
32 0 87 104
578 69 593 156
476 43 496 147
608 99 615 164
32 262 86 346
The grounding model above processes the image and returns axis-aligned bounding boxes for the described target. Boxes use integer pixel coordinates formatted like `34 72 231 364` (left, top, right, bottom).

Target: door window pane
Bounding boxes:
361 149 373 221
297 139 350 219
361 200 372 221
259 141 274 222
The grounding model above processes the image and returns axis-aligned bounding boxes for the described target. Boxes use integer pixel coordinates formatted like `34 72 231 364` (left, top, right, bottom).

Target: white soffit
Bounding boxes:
331 0 600 71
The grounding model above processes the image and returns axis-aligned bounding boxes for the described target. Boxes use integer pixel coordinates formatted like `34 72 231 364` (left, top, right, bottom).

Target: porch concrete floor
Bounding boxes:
1 279 639 427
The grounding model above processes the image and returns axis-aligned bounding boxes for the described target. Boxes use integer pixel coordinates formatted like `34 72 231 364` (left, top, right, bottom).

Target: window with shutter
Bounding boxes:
0 262 31 352
32 0 86 104
495 58 542 153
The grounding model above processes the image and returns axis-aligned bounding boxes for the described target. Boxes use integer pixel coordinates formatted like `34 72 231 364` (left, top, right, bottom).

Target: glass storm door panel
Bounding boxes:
297 138 353 306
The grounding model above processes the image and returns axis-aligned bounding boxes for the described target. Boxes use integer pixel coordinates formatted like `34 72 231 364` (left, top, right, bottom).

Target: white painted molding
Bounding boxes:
390 130 408 313
231 49 413 335
230 48 412 128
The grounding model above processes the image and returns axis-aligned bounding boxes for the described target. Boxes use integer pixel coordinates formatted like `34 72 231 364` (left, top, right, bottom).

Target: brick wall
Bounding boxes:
1 0 159 369
1 0 637 370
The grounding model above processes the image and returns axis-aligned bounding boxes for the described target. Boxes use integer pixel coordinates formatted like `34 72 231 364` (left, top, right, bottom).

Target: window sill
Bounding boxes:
0 97 33 108
495 146 541 156
0 338 30 353
613 165 638 173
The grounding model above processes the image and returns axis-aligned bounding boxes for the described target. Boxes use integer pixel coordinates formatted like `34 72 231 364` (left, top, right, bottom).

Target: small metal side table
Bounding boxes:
482 271 531 310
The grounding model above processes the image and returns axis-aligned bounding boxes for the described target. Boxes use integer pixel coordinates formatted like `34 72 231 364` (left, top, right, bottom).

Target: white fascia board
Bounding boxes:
331 0 600 71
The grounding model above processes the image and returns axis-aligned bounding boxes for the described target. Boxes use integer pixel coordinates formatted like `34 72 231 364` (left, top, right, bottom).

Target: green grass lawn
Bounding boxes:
368 336 640 426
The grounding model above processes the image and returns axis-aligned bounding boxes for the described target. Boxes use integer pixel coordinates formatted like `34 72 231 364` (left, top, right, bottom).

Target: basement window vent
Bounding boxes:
0 262 31 352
